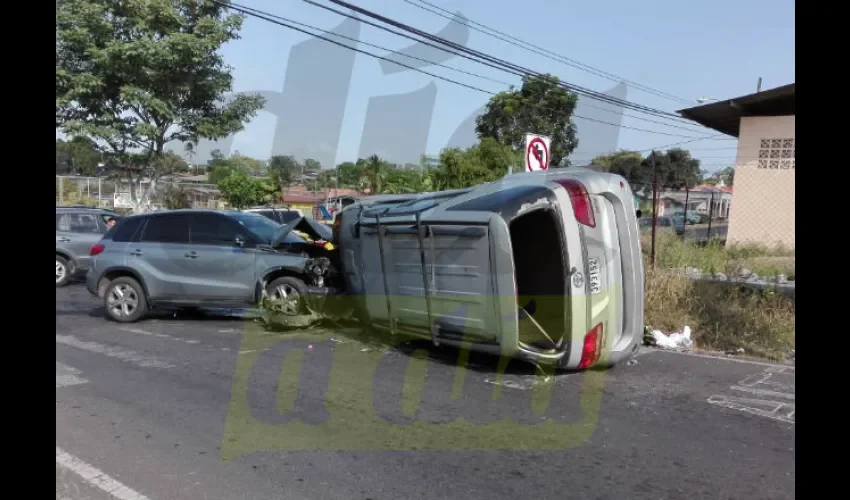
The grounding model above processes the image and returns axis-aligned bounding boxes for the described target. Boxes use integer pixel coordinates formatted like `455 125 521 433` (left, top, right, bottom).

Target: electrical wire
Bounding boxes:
224 1 713 138
234 2 710 135
401 0 694 105
308 0 701 124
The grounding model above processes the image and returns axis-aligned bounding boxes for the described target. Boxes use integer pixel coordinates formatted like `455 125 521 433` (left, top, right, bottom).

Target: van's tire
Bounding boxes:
265 276 308 315
103 276 148 323
56 256 71 288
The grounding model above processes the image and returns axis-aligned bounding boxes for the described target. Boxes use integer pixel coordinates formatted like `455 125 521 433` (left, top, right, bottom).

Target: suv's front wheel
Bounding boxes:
104 276 148 323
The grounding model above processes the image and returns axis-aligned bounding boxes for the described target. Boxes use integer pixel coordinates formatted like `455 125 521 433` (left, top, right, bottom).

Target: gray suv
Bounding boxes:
56 207 120 287
85 210 337 323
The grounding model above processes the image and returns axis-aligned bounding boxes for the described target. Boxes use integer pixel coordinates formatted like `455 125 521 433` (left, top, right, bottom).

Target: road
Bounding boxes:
57 284 794 500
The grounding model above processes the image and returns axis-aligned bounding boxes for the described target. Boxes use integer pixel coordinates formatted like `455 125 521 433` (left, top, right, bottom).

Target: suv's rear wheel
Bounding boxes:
265 276 308 315
104 276 148 323
56 256 71 287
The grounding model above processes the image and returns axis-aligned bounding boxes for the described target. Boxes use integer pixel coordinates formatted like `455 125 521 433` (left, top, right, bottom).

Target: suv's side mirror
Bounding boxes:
235 235 246 247
635 209 642 219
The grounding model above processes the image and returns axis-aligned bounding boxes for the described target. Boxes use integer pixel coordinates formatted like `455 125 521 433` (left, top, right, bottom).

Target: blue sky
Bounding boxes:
214 0 795 172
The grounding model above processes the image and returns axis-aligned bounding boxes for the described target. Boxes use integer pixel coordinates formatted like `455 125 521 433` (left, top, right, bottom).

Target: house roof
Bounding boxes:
677 83 795 137
280 185 365 204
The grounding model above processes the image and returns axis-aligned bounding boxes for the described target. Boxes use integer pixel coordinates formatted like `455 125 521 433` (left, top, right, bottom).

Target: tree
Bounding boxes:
475 74 579 167
56 0 265 213
208 165 236 185
56 136 102 175
432 137 520 190
592 150 645 187
303 158 322 173
268 155 299 192
159 184 192 209
591 148 701 193
708 166 735 186
216 170 277 209
658 148 701 190
359 155 391 194
335 161 360 188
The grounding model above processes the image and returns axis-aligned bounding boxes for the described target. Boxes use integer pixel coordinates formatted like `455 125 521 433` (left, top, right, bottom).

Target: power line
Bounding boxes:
225 1 711 139
401 0 694 105
308 0 701 124
243 4 708 135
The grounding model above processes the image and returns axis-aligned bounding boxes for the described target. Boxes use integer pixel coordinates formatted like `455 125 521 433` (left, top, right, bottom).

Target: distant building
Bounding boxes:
678 83 795 248
420 155 440 169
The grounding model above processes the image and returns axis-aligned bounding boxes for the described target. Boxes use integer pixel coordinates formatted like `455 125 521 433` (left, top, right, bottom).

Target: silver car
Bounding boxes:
334 168 644 370
56 207 120 287
86 210 338 323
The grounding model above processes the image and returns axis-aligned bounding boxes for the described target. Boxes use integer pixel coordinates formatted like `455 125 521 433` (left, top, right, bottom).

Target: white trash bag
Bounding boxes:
651 325 693 349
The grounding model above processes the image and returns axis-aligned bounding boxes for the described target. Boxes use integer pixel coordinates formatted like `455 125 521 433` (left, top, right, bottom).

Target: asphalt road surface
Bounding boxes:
57 284 794 500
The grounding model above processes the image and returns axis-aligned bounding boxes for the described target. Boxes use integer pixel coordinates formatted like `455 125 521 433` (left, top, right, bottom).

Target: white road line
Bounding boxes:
653 348 787 368
56 335 175 369
119 327 203 346
56 447 152 500
56 362 88 388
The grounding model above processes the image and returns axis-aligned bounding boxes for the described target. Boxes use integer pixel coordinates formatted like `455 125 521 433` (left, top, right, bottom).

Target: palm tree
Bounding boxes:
361 154 388 194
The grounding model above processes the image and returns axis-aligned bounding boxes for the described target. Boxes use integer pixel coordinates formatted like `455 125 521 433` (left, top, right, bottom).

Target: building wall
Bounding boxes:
726 115 795 248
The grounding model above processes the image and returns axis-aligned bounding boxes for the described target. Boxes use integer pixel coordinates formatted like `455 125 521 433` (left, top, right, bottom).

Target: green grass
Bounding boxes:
644 232 795 279
643 234 795 360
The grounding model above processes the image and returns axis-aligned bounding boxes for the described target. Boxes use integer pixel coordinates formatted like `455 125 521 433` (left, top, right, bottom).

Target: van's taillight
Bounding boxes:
578 323 604 369
554 179 596 228
90 243 105 256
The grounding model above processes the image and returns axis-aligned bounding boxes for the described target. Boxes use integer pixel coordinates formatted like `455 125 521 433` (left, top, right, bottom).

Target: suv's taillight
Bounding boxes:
554 179 596 228
90 243 105 256
578 323 604 369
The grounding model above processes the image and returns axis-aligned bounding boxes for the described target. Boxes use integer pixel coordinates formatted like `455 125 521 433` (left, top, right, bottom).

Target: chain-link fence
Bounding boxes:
634 179 795 282
56 176 225 211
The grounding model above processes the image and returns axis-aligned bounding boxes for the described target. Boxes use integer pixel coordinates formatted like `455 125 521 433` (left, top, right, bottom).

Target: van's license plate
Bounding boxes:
588 258 601 294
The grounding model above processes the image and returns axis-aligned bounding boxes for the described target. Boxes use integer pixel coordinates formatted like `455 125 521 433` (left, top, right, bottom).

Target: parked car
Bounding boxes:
638 215 685 236
243 206 303 225
85 210 339 323
334 168 644 370
56 207 121 287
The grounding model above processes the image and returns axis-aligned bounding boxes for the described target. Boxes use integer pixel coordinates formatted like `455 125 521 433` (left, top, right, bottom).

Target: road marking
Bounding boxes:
56 335 175 369
707 395 795 424
56 446 152 500
707 366 795 424
119 327 202 346
56 362 88 388
238 350 256 354
654 348 786 368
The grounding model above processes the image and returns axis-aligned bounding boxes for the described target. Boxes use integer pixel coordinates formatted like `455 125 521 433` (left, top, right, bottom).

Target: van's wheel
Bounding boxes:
265 277 308 315
56 256 71 288
104 277 148 323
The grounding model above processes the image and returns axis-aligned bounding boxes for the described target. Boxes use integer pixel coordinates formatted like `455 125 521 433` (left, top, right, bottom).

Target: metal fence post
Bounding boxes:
650 153 658 266
706 191 715 242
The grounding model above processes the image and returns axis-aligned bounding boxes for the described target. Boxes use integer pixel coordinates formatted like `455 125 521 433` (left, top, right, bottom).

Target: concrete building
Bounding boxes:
679 83 795 248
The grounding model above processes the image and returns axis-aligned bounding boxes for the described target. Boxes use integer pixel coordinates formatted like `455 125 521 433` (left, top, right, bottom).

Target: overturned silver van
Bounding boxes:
334 168 644 370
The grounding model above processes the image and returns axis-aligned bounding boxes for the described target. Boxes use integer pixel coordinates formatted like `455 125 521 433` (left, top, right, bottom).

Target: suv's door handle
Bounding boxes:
184 251 198 259
128 249 143 256
58 237 72 242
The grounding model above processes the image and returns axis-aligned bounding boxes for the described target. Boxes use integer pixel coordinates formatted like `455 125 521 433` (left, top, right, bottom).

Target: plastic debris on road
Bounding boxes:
649 325 693 350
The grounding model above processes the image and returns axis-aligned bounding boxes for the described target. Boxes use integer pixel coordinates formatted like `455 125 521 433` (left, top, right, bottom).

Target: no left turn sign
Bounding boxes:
525 134 550 172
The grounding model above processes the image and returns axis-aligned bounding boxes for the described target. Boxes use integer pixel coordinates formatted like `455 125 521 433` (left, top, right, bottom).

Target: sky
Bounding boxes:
194 0 796 172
